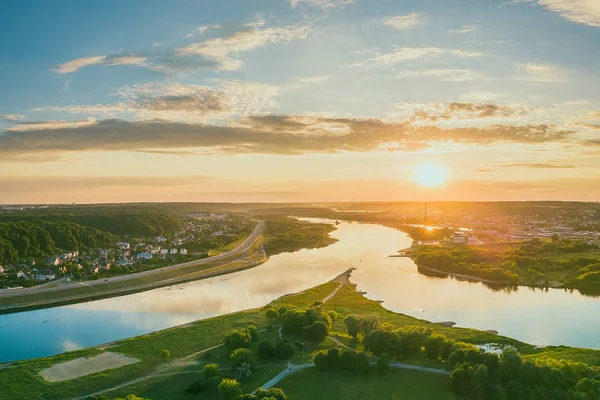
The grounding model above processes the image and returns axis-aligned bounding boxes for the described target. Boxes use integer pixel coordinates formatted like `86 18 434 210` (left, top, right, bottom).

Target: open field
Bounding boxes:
276 367 460 400
0 223 265 314
1 272 599 399
40 352 139 382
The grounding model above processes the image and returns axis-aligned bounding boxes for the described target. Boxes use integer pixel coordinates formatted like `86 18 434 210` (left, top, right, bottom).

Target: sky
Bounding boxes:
1 0 600 204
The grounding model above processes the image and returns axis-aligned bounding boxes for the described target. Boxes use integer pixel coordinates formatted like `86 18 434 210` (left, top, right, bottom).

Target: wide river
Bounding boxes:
1 219 599 362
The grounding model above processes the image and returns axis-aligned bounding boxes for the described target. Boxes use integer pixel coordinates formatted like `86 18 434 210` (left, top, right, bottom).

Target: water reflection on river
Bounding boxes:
1 219 598 362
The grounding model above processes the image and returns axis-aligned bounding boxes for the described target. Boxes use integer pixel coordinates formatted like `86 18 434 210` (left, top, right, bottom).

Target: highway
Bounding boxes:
0 221 264 301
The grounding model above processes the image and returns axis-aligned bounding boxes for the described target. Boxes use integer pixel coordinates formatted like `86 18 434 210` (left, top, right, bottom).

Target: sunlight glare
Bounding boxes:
413 164 447 188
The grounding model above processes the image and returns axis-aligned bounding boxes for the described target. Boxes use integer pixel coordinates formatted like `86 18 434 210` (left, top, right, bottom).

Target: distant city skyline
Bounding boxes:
2 0 600 203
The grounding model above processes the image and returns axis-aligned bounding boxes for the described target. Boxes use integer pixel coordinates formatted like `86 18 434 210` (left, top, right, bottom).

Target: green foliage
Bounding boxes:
230 348 256 369
363 325 433 359
217 378 242 400
274 339 295 360
223 328 252 350
313 348 371 374
0 221 116 264
377 352 390 374
247 325 258 342
202 363 220 379
233 362 253 382
239 388 288 400
257 340 275 359
265 307 279 319
160 349 170 359
260 215 337 256
301 321 328 343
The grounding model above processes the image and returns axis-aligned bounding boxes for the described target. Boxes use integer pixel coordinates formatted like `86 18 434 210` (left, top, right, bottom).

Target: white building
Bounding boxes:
116 242 131 250
180 248 188 255
160 249 169 255
136 252 153 260
170 249 178 255
453 232 467 244
156 236 167 243
17 271 26 279
35 271 56 281
48 256 61 266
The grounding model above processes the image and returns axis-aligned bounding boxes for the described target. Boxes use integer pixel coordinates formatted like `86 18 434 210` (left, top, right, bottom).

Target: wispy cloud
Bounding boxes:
289 0 352 10
515 0 600 27
450 25 478 34
513 62 569 83
352 47 482 68
498 163 575 168
53 53 148 74
1 114 26 121
397 69 486 82
53 56 107 74
5 118 97 132
184 24 222 38
176 20 311 71
383 13 423 29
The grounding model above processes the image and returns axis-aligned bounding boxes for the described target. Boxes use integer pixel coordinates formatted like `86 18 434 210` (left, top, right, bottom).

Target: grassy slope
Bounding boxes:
277 368 460 400
2 280 599 400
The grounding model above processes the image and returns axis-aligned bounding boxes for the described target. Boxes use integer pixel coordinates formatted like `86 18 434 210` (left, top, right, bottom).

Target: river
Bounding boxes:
1 219 599 362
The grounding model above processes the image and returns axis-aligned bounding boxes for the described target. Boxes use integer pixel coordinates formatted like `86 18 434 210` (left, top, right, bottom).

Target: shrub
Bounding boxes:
160 349 170 359
257 340 275 359
234 362 253 383
224 329 252 350
247 325 258 342
230 348 256 369
377 352 390 374
202 363 220 379
275 339 294 360
301 321 328 343
265 307 279 319
218 379 242 400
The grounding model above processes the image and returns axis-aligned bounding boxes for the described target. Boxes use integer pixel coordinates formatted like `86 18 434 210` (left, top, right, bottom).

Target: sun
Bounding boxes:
413 164 447 187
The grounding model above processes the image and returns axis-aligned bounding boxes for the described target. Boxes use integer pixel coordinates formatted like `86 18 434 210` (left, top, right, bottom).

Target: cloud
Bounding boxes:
0 115 574 161
289 0 352 9
450 25 478 34
31 81 279 122
5 118 97 132
184 24 222 38
1 114 26 121
397 69 487 82
395 102 530 122
293 75 331 84
516 0 600 27
53 56 107 74
513 62 569 83
53 53 148 74
383 13 423 29
498 163 575 168
176 21 311 71
352 47 482 68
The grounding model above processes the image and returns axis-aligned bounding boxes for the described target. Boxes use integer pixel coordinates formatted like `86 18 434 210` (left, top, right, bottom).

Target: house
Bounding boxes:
0 266 4 274
180 248 188 255
170 249 178 255
35 270 56 281
453 232 467 244
89 265 100 274
213 230 224 236
116 242 131 250
156 236 167 243
17 270 26 279
48 256 61 266
73 250 79 257
100 262 111 270
61 252 73 259
160 249 169 255
136 252 153 260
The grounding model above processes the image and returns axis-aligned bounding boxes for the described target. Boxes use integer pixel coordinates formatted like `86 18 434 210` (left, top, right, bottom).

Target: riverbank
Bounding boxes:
0 222 266 314
2 272 599 400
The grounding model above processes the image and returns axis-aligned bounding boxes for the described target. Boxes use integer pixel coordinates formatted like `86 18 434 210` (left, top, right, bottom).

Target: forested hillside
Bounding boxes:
0 221 116 264
0 209 181 237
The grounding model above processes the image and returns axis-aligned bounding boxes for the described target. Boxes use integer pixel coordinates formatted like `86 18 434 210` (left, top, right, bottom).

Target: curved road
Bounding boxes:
0 221 264 300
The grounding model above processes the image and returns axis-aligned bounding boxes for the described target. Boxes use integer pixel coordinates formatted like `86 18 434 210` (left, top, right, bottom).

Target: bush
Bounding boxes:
247 325 258 342
275 339 294 360
234 362 253 382
265 307 279 319
230 348 256 369
352 352 371 374
257 340 275 359
239 388 288 400
160 349 170 359
224 329 252 350
218 379 242 400
185 377 206 394
377 352 390 374
202 363 220 379
301 321 328 343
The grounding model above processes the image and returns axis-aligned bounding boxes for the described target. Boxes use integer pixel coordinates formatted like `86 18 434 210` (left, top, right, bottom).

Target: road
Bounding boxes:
0 221 264 304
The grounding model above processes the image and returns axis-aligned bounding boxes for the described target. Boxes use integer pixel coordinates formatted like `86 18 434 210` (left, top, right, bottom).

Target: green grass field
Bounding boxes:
2 276 599 400
276 368 460 400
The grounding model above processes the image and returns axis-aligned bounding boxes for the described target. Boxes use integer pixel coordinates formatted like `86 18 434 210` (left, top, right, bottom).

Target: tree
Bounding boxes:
218 379 242 400
234 362 253 382
247 325 258 342
265 307 279 319
425 334 446 360
377 352 390 374
257 340 275 359
274 340 294 360
224 329 252 350
352 352 371 374
344 316 361 338
230 348 256 369
326 348 340 370
449 363 475 397
202 363 220 379
301 321 328 343
160 349 170 359
239 388 288 400
314 351 329 371
473 364 490 398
